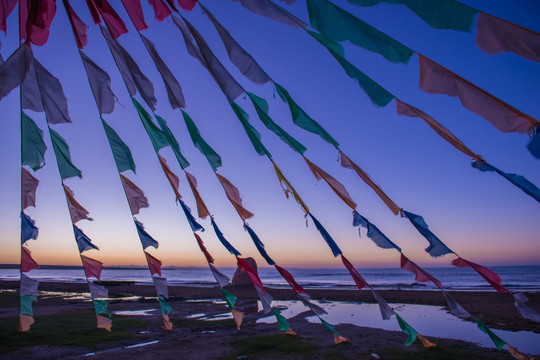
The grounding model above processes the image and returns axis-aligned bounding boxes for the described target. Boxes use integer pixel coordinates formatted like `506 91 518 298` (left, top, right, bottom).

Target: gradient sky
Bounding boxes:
0 0 539 270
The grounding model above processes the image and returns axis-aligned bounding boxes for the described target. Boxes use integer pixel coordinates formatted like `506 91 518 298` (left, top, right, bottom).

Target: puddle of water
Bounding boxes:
80 340 159 357
201 312 233 321
185 313 206 319
257 300 540 356
112 309 158 316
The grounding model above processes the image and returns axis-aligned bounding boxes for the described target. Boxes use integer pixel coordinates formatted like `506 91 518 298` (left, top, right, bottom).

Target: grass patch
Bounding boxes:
0 312 150 354
227 334 318 359
377 345 500 360
172 317 236 329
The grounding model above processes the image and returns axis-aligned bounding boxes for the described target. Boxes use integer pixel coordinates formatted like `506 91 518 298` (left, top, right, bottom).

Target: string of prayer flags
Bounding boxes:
20 274 39 296
155 115 190 169
19 315 34 332
87 0 128 39
21 212 39 245
120 0 148 31
230 0 307 29
148 0 172 21
309 213 342 257
400 254 442 289
93 299 111 317
340 255 368 290
401 210 454 257
102 119 136 173
153 277 169 299
135 219 159 250
451 257 510 294
185 171 210 219
96 315 112 331
20 246 39 273
19 0 56 46
89 282 109 299
21 112 47 171
73 225 99 253
158 295 174 315
272 161 310 215
513 293 540 322
0 0 16 33
21 169 39 210
20 295 37 316
179 199 204 232
215 173 254 222
231 102 271 157
353 211 401 251
0 44 32 100
64 184 93 223
211 219 242 256
63 0 89 49
244 224 275 266
158 155 181 199
209 264 231 288
81 255 103 280
182 110 222 171
49 129 82 179
145 251 162 276
80 52 115 115
120 174 149 215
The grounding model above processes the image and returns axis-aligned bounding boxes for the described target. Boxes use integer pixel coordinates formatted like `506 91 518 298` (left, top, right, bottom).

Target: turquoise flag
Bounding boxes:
20 295 37 316
319 317 341 336
93 299 111 317
158 295 174 315
247 92 307 154
230 102 271 158
182 110 222 172
396 314 418 346
154 114 190 169
274 83 339 148
49 128 82 179
132 98 169 152
271 309 291 332
102 118 136 173
476 319 506 350
22 112 47 171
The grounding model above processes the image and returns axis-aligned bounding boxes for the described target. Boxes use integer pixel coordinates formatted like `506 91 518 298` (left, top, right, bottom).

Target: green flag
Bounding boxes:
102 118 136 173
182 110 222 172
230 102 271 158
22 112 47 171
396 314 418 346
154 114 190 170
309 31 395 107
246 92 307 154
158 295 174 315
319 317 341 336
132 98 169 152
220 288 237 310
307 0 414 64
93 299 111 317
271 309 291 332
274 83 339 147
49 128 82 179
20 295 37 316
476 319 506 350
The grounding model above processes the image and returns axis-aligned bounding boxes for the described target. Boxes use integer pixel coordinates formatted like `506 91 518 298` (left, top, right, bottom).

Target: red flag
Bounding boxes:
451 257 509 294
0 0 17 33
400 254 442 289
178 0 197 11
237 257 264 292
194 233 214 264
144 251 162 276
148 0 172 21
20 0 57 46
20 246 39 273
62 0 88 49
341 255 368 290
164 0 178 12
85 0 101 24
87 0 128 39
81 255 103 280
121 0 148 31
275 264 306 294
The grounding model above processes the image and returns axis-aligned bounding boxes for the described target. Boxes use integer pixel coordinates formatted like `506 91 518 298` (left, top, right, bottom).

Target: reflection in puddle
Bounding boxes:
257 300 540 355
113 309 158 316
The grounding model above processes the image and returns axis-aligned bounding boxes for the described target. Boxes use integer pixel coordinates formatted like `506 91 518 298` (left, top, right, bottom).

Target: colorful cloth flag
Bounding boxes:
155 115 191 169
50 129 82 179
64 184 93 224
255 286 273 313
272 161 310 215
272 309 292 332
178 0 198 11
353 211 401 251
221 288 237 310
527 128 540 159
451 257 509 294
148 0 172 21
171 14 206 66
216 173 254 222
319 317 340 337
162 314 173 330
307 0 414 63
20 274 39 296
185 171 210 219
0 44 32 101
22 168 39 210
21 212 39 245
80 52 115 115
476 319 506 350
20 295 37 316
81 255 103 280
341 255 368 290
513 293 540 322
96 314 112 331
195 233 215 265
88 0 128 39
182 110 222 171
21 246 39 273
21 112 47 171
153 277 169 299
231 0 307 29
89 282 109 299
400 254 441 288
144 251 162 276
371 289 394 320
441 290 471 319
158 155 181 199
19 0 56 46
63 0 89 49
135 220 159 250
0 0 16 33
120 174 149 215
178 199 204 232
396 314 418 346
418 334 437 348
274 265 306 294
19 314 34 332
120 0 148 31
237 257 265 291
401 210 454 257
211 219 242 256
132 98 168 151
232 309 244 330
299 293 327 316
209 264 231 288
102 118 136 173
309 213 342 257
158 295 174 315
73 225 99 253
231 102 270 157
93 299 110 316
244 224 275 266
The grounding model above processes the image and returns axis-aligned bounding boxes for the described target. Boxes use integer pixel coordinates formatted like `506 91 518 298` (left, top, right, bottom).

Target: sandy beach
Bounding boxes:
1 280 539 359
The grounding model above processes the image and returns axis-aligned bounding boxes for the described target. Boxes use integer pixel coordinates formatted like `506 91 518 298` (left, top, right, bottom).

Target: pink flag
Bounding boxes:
0 0 16 33
96 314 112 331
144 251 162 276
194 233 214 264
185 171 210 219
158 155 181 199
178 0 197 11
121 0 148 31
63 0 89 49
304 157 357 210
18 314 34 332
418 54 538 134
216 173 254 222
400 254 442 289
451 257 509 294
148 0 172 21
237 257 264 292
120 174 149 215
476 12 540 63
275 264 306 294
339 151 401 215
21 246 39 273
81 255 103 280
63 184 93 223
19 0 57 46
89 0 128 39
22 168 39 210
341 255 368 290
85 0 101 24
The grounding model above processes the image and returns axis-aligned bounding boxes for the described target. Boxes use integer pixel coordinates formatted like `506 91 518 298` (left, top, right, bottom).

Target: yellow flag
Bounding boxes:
272 161 309 215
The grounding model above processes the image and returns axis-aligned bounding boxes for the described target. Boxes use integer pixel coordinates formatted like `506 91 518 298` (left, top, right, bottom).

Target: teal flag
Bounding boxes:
220 288 237 310
230 102 271 158
247 92 307 154
396 314 418 346
22 112 47 171
158 295 174 315
49 128 82 179
319 317 341 336
271 309 291 332
102 118 136 173
182 110 222 172
347 0 477 31
132 98 169 152
476 319 506 350
20 295 37 316
274 83 339 148
307 0 414 64
93 299 111 317
154 114 190 169
309 31 395 107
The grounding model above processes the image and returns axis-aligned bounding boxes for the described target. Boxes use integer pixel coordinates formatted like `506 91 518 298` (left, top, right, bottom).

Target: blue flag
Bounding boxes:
211 218 241 256
244 224 275 266
308 213 342 257
134 220 159 250
402 210 453 257
178 199 204 232
21 212 39 245
353 211 401 252
73 225 99 253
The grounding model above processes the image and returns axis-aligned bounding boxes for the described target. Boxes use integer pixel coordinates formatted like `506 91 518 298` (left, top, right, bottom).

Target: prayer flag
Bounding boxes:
230 102 270 157
476 12 540 63
272 309 292 332
418 334 436 348
341 255 368 290
185 171 210 219
476 319 506 350
195 233 215 265
132 98 168 151
21 61 43 112
90 0 128 39
31 59 72 124
85 0 101 24
513 293 540 322
21 112 46 172
178 0 198 11
21 212 39 245
93 299 110 316
120 0 148 31
182 110 222 171
89 282 109 299
0 44 32 101
81 52 116 115
21 246 39 273
100 24 136 97
135 220 159 250
304 157 356 210
73 225 99 253
307 0 413 63
144 251 162 276
371 289 394 320
20 274 39 296
158 295 174 315
232 309 244 330
507 344 534 360
400 254 441 288
310 213 342 257
244 224 275 266
299 293 327 316
396 314 418 346
402 210 454 257
334 334 350 344
216 173 254 222
231 0 307 29
179 199 204 232
64 184 93 224
237 257 264 291
20 295 37 316
451 257 509 294
274 82 339 148
158 155 181 199
19 315 34 332
50 129 82 179
81 255 103 280
319 317 340 336
153 276 169 299
0 0 16 33
527 129 540 159
272 161 310 215
418 54 538 134
274 264 306 293
441 290 471 319
63 0 89 49
171 14 205 66
255 286 273 313
155 115 190 169
162 314 173 330
22 168 39 210
97 314 112 331
221 288 237 310
211 219 242 256
353 211 401 251
19 0 56 46
120 174 149 215
102 118 136 173
148 0 172 21
209 264 231 288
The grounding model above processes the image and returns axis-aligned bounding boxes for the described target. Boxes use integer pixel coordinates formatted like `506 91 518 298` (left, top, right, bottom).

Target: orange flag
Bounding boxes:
286 328 297 336
18 314 34 332
63 184 93 223
507 344 535 360
334 334 350 344
21 246 39 273
80 255 103 280
418 334 436 348
215 173 253 222
158 155 181 200
96 314 112 331
232 310 244 330
185 171 210 219
163 315 173 330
